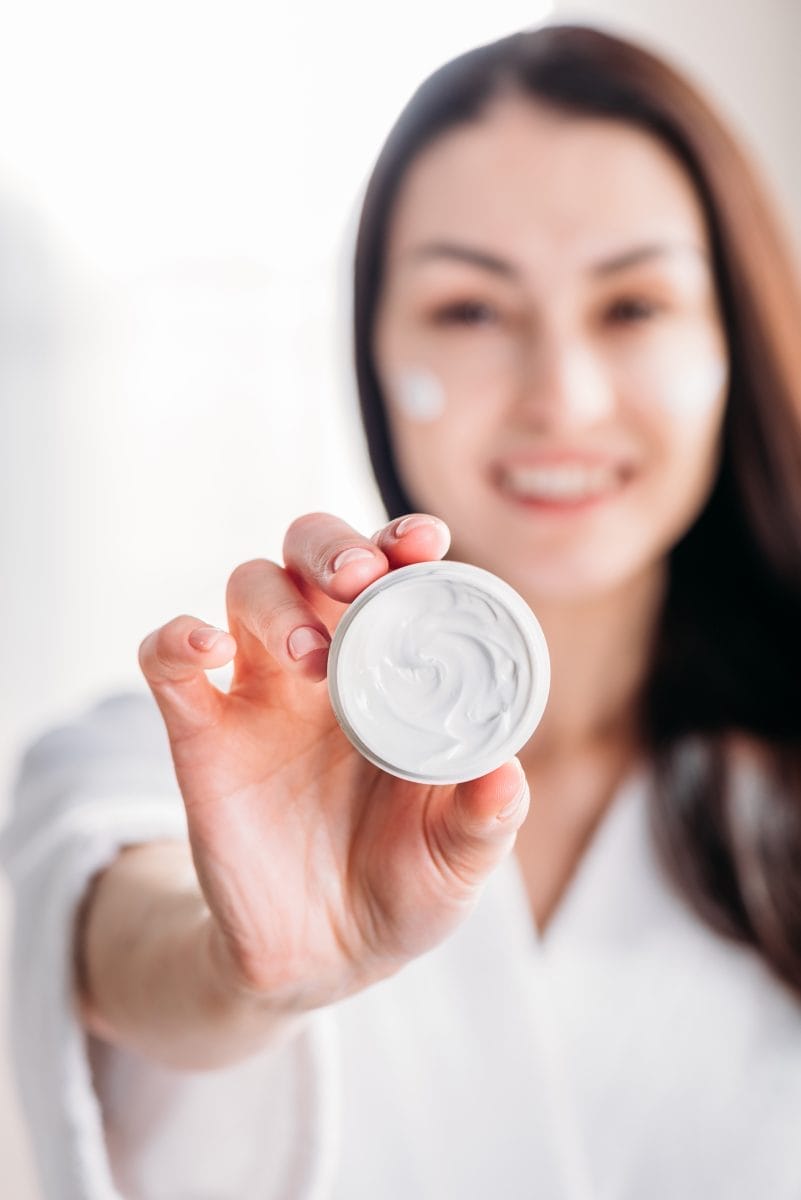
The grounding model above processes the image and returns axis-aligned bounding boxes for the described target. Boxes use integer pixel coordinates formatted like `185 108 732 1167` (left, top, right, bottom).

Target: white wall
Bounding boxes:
2 2 799 1194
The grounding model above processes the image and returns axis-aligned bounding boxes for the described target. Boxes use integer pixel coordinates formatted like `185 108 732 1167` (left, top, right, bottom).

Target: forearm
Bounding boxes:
75 841 306 1070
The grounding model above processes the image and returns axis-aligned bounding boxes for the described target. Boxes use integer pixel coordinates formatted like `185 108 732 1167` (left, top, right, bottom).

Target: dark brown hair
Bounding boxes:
353 25 801 995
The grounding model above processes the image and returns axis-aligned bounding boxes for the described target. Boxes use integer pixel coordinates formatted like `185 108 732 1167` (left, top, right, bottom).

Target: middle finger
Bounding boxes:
283 512 390 605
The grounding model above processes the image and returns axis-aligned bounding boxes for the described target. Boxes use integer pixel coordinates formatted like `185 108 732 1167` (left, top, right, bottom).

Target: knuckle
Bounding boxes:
151 630 179 677
138 627 172 679
138 620 168 659
254 596 307 648
138 616 193 677
285 511 330 540
318 537 372 577
423 813 481 898
137 629 158 672
226 558 275 605
373 519 401 542
314 541 344 576
283 512 336 564
226 944 271 994
284 513 357 576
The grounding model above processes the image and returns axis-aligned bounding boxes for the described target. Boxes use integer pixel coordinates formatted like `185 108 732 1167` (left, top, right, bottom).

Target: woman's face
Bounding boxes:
373 97 729 601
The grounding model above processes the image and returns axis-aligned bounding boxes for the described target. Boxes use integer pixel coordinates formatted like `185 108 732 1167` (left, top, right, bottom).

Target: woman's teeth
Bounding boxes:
501 464 623 501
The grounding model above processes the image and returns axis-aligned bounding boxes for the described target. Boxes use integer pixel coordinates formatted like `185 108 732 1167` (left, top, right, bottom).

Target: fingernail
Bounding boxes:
496 763 529 822
188 626 229 652
332 546 374 573
394 514 443 537
288 625 330 660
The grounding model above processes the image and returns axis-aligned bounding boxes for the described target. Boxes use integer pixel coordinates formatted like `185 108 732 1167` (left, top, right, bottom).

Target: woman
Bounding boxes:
4 23 801 1200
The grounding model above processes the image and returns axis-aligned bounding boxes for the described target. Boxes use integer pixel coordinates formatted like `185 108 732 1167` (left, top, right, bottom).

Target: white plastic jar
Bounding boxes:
327 560 550 784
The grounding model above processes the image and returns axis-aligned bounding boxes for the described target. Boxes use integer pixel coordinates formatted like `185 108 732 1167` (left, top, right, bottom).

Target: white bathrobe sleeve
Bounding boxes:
0 692 339 1200
1 693 188 1198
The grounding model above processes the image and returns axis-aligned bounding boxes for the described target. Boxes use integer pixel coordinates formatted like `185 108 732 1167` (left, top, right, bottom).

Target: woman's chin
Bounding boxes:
466 548 657 609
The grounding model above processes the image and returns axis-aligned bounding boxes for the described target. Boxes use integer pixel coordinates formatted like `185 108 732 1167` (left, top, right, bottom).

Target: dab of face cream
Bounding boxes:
327 561 550 784
663 359 728 418
389 367 446 422
626 349 729 419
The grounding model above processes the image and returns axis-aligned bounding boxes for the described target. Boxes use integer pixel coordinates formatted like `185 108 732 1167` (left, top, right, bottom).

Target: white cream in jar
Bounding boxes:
327 561 550 784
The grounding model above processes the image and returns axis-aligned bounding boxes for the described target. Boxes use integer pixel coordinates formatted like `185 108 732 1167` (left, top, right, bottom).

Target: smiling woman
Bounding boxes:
4 21 801 1200
356 24 801 963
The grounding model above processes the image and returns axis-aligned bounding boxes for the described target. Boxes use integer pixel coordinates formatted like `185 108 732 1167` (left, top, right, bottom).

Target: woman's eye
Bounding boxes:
432 300 498 326
604 297 661 325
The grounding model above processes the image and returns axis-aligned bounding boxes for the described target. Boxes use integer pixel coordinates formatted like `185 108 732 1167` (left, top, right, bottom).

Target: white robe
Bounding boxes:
2 692 801 1199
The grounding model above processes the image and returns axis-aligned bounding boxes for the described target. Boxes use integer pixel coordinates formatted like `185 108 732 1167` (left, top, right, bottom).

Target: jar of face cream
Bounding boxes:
327 561 550 785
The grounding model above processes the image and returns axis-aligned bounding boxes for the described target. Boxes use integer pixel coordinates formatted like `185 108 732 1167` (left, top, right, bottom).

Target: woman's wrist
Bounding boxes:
198 914 314 1046
76 841 308 1070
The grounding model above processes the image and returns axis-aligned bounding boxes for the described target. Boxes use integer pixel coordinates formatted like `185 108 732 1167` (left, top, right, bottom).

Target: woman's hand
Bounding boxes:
143 511 527 1008
136 512 530 1022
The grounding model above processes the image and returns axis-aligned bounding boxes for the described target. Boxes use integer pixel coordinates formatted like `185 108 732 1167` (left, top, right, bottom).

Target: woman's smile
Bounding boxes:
493 454 636 512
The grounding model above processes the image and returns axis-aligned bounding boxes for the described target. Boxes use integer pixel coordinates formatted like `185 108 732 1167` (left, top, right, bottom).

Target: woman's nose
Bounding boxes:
512 336 615 432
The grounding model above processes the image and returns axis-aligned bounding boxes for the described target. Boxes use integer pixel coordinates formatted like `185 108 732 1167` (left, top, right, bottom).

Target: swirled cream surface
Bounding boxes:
328 561 549 784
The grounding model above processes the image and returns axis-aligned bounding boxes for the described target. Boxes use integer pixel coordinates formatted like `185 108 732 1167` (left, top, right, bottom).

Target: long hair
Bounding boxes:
353 25 801 995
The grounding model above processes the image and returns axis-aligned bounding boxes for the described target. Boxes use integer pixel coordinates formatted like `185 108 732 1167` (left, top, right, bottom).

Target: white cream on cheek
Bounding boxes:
387 366 447 422
660 358 729 418
622 346 729 420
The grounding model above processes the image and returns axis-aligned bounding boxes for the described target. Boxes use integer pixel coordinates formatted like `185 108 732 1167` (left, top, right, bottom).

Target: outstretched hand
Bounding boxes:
138 512 530 1016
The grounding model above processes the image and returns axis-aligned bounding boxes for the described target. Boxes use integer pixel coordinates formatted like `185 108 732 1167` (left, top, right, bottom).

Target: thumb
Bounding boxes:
428 759 530 893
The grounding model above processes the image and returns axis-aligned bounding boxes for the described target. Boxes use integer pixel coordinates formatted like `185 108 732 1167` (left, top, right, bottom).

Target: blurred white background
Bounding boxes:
1 1 799 1194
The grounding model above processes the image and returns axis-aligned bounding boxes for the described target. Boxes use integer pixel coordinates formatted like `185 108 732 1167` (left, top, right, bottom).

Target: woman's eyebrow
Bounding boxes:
404 241 520 279
403 239 708 280
589 241 709 277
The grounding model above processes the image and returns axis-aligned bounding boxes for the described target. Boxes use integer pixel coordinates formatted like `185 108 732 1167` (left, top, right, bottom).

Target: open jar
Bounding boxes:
327 560 550 784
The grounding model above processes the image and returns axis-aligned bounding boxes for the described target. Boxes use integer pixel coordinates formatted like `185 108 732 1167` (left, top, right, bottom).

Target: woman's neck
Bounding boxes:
508 563 667 933
518 562 667 769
